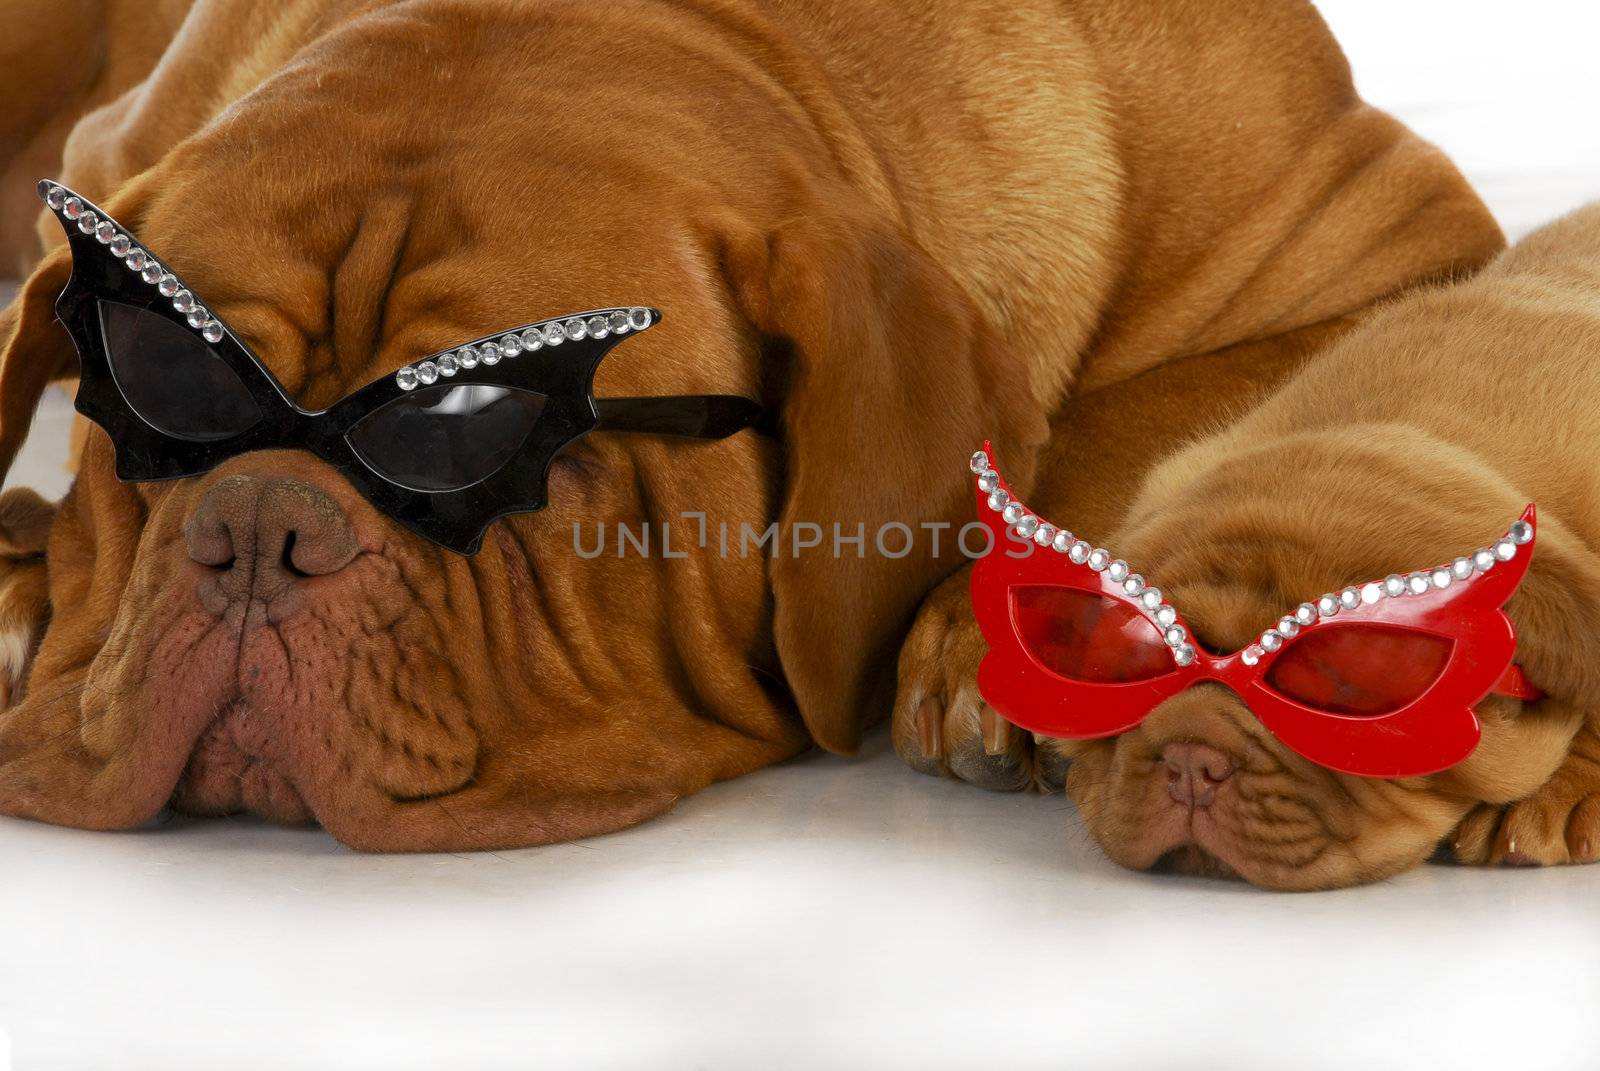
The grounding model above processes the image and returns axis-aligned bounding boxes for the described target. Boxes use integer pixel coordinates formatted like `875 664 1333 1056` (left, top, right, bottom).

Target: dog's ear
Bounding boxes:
0 246 75 487
722 213 1048 752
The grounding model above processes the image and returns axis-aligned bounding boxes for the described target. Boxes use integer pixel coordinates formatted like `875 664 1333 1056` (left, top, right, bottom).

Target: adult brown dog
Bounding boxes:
0 0 1498 850
900 205 1600 890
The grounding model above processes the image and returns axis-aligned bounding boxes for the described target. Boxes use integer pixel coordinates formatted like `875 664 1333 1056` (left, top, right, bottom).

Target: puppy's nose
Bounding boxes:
186 473 359 602
1162 743 1235 807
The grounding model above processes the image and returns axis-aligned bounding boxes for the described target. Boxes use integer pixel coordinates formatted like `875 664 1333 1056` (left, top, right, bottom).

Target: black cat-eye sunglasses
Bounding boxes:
35 180 767 554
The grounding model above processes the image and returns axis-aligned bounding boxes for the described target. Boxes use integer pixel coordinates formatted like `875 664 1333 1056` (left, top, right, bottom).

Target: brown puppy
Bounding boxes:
0 0 1498 850
904 205 1600 890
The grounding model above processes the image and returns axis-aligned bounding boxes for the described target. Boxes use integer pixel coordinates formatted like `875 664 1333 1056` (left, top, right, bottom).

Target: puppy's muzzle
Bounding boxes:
184 472 359 606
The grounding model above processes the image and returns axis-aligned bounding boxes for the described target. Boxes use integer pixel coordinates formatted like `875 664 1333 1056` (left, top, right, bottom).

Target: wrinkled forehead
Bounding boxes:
117 155 735 415
89 4 758 410
119 187 589 408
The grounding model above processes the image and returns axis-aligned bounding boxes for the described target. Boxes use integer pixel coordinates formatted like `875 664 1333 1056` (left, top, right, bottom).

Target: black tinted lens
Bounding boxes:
346 383 546 491
99 300 262 441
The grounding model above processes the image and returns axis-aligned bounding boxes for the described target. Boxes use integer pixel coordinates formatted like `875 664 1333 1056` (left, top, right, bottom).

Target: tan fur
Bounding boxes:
0 0 1498 850
0 0 195 275
903 206 1600 890
0 488 53 706
1093 206 1600 887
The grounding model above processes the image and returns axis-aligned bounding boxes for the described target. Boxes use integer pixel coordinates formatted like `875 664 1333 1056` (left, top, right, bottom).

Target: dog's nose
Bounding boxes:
185 473 359 602
1162 743 1235 807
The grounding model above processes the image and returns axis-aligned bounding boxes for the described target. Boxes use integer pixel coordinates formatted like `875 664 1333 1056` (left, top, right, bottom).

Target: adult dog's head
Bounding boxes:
0 6 1045 849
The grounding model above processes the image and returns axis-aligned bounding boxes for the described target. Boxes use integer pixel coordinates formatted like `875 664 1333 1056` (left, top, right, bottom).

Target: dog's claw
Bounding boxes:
981 706 1011 756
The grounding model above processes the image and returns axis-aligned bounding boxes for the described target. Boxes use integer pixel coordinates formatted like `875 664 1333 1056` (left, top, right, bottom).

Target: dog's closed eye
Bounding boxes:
547 442 608 488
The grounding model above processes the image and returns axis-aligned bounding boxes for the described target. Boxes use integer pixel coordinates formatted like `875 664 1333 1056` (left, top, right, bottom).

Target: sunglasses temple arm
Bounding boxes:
1492 662 1544 702
592 395 773 440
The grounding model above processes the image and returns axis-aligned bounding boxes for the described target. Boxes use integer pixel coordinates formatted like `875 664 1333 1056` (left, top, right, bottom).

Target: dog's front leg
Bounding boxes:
0 487 53 707
890 564 1067 792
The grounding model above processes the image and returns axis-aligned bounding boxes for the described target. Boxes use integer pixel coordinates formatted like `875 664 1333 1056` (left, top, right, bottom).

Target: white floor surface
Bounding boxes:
3 3 1600 1069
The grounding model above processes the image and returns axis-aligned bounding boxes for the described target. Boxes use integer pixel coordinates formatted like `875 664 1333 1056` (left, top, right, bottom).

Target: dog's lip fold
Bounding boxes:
1133 812 1254 885
0 664 225 835
305 784 680 854
1152 844 1242 882
168 697 317 825
384 744 483 805
161 685 485 838
1094 772 1286 886
1154 798 1357 889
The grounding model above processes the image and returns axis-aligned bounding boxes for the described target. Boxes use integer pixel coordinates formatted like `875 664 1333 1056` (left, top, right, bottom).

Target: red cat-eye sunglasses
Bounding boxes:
968 445 1542 778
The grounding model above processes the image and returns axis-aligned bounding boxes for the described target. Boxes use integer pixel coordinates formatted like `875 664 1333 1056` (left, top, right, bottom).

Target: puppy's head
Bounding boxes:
1053 425 1596 889
0 10 1045 848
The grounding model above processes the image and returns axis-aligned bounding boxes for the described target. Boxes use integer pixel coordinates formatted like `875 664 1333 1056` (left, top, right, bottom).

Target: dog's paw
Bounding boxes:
890 565 1066 792
0 487 54 708
1451 727 1600 866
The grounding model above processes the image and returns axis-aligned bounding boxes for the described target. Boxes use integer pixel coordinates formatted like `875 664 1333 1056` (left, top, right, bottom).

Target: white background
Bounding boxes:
2 3 1599 1069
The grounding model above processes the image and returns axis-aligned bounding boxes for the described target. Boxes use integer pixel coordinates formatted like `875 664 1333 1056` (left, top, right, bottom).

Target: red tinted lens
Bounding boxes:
1264 625 1453 716
1012 586 1174 683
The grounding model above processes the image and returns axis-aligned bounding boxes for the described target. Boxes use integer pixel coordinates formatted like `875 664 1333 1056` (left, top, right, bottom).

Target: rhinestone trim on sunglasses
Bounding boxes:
37 180 662 396
36 181 228 346
394 307 656 392
967 449 1535 670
